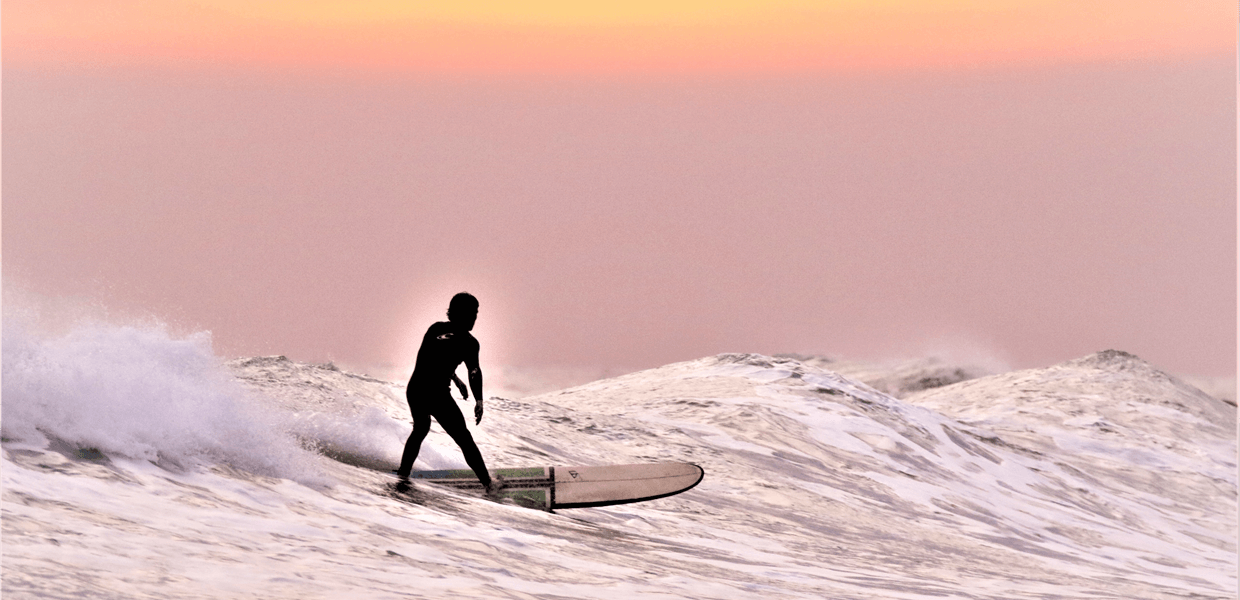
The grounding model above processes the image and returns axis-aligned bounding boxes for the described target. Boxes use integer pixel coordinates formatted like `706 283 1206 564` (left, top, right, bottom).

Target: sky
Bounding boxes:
3 1 1236 377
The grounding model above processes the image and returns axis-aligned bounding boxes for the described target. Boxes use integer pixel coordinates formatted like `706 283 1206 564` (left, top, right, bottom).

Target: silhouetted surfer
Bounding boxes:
397 293 497 493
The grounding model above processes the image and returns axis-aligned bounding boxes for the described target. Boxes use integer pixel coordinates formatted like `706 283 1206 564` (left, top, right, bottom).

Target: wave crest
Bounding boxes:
1 315 322 482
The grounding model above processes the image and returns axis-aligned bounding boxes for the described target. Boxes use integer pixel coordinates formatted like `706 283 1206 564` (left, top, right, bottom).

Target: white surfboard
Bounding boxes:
406 462 704 510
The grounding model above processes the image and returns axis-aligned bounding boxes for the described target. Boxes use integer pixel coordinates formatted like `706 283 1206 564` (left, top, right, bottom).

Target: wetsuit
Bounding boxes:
396 321 491 486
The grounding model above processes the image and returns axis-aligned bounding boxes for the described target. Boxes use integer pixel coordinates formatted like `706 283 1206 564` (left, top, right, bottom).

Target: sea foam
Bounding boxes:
1 315 321 482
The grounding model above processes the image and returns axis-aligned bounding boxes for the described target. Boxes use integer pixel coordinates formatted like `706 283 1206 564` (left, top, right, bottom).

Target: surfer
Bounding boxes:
397 292 498 493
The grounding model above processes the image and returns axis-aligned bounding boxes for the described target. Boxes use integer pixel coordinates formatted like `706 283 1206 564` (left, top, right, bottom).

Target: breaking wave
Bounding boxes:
1 315 323 482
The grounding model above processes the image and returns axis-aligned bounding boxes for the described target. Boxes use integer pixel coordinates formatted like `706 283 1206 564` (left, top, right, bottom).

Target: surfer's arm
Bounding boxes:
465 350 484 425
469 367 484 424
452 373 468 399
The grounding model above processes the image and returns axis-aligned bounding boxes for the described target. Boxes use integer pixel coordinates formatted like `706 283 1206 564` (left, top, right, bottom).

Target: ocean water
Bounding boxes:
3 317 1236 599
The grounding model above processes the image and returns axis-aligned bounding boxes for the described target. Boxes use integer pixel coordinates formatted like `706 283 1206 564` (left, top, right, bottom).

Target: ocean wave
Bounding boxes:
3 320 1234 598
1 315 323 483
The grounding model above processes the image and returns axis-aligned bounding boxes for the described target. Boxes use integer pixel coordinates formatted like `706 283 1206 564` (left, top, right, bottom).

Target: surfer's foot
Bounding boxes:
391 470 412 492
484 476 506 498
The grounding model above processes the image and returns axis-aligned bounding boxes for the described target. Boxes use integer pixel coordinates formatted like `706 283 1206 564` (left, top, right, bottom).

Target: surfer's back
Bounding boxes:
409 321 478 389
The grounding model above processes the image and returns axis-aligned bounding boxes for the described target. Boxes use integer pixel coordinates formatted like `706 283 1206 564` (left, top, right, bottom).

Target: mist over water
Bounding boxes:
3 309 1235 599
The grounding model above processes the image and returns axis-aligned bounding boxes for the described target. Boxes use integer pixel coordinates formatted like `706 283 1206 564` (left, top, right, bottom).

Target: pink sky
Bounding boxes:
3 4 1236 377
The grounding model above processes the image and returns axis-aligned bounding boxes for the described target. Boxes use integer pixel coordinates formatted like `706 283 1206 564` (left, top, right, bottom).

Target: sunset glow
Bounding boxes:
5 0 1231 73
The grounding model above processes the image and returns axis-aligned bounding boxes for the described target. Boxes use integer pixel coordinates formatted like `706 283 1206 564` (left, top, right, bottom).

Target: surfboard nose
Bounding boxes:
552 462 705 509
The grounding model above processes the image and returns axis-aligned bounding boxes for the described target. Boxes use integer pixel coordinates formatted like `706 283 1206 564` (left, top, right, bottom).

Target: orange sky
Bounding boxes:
5 0 1233 73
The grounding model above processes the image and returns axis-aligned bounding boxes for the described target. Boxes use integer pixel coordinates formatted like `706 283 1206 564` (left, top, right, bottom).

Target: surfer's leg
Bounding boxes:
433 401 492 488
397 412 432 478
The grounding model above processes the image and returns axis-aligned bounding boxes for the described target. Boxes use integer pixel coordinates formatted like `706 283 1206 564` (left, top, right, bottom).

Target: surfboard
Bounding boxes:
404 462 704 510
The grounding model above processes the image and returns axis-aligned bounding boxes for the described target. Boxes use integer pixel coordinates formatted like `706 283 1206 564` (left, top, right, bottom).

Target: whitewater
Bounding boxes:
3 316 1236 599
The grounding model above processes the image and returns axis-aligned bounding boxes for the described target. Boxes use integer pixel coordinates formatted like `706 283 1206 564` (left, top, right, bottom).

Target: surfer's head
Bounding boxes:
447 292 479 330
